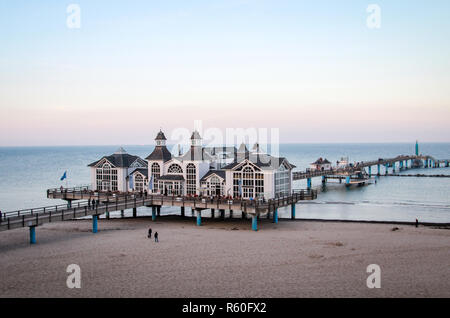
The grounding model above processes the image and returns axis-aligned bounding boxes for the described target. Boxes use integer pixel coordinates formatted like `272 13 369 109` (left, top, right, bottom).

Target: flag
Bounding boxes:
149 175 154 191
60 171 67 181
129 174 134 190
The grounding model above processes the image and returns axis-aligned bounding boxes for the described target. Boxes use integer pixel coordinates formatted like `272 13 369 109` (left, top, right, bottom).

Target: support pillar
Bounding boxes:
291 203 296 220
368 166 372 177
392 162 396 173
230 210 233 218
346 176 351 185
322 176 326 185
157 206 161 216
181 206 185 217
252 215 258 231
446 161 449 168
121 210 124 218
399 161 403 170
133 207 137 218
92 215 98 233
211 208 215 219
152 206 156 221
29 226 36 244
197 210 202 226
273 208 278 224
385 164 389 175
220 209 225 220
377 164 381 176
106 211 110 219
242 211 246 219
307 178 312 189
67 200 72 209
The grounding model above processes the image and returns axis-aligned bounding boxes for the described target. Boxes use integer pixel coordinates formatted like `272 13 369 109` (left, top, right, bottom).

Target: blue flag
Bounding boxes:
60 171 67 181
149 175 153 191
129 174 134 190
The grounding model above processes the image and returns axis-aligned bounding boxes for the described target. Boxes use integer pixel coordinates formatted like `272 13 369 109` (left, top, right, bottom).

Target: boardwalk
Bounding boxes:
0 189 317 239
293 154 450 185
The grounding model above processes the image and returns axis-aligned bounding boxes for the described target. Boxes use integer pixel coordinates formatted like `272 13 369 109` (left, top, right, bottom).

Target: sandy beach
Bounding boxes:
0 216 449 298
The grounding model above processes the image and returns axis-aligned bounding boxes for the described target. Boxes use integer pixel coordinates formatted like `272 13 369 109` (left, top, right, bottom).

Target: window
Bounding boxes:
233 172 241 197
97 162 118 191
151 163 160 193
186 163 196 195
242 166 254 198
209 176 224 196
275 165 290 197
233 165 264 199
134 174 144 192
168 164 183 174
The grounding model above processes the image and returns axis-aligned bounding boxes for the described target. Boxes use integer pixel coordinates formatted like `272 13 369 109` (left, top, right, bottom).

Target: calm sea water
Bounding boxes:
0 143 449 223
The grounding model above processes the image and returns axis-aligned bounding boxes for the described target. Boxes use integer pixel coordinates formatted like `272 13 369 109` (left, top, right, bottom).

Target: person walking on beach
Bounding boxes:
91 198 95 209
154 231 159 242
415 218 419 228
148 227 152 239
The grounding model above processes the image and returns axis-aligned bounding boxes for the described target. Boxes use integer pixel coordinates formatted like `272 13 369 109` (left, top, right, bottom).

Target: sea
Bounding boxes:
0 143 449 223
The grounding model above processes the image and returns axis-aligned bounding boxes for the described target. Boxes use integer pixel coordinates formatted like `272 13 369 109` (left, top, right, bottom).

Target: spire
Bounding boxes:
191 130 202 147
114 147 127 154
155 130 167 146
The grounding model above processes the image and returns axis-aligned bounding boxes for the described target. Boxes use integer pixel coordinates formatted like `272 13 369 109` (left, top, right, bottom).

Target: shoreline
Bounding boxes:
1 217 449 297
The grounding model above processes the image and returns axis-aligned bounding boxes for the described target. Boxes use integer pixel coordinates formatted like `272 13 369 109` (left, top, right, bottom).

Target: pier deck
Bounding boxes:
0 190 317 234
293 155 450 181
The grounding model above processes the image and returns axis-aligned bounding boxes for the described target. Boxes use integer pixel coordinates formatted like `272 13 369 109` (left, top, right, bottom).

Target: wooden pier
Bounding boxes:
294 154 450 188
0 189 317 241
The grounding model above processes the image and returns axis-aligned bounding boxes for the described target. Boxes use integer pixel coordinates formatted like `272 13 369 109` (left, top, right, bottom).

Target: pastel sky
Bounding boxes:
0 0 449 146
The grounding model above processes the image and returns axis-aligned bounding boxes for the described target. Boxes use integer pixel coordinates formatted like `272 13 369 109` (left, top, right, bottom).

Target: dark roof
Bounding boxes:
201 170 226 181
312 158 331 165
145 146 172 162
203 146 237 157
158 175 185 181
130 168 148 178
191 130 201 140
155 130 167 140
88 148 145 168
222 154 296 170
237 143 248 153
179 146 212 161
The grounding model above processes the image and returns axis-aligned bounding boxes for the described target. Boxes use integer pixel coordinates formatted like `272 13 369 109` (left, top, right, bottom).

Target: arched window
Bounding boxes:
134 174 144 192
98 162 118 191
151 163 160 179
209 176 223 196
168 164 183 174
242 166 254 198
186 163 196 195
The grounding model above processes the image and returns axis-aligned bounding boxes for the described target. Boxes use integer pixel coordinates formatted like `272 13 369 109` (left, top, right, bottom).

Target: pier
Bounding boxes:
0 189 317 242
1 149 449 244
294 154 450 188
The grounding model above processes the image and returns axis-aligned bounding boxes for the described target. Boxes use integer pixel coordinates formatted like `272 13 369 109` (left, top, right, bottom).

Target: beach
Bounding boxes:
0 216 449 298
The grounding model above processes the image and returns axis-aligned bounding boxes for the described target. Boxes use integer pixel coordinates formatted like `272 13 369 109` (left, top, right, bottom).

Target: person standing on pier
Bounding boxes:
154 231 159 242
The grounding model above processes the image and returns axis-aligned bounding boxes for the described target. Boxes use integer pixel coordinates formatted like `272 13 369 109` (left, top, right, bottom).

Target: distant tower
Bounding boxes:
191 130 202 147
155 130 167 147
415 140 419 156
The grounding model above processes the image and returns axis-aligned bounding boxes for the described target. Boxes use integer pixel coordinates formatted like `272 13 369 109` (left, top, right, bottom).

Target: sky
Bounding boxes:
0 0 449 146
